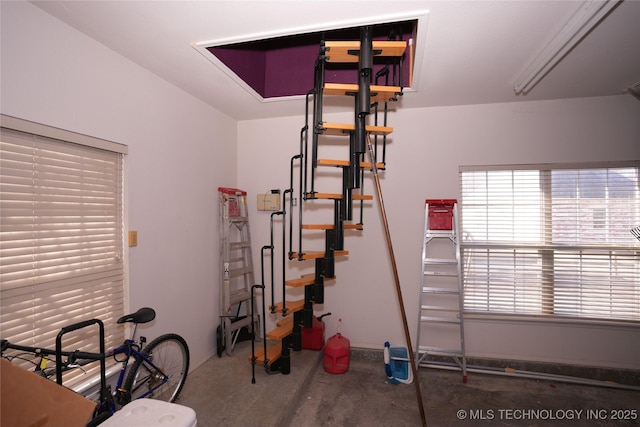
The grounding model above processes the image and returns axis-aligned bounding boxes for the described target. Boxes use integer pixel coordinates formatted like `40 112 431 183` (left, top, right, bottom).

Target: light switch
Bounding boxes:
128 230 138 247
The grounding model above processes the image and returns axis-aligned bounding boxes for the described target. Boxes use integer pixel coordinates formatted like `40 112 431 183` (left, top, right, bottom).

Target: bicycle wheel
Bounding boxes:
123 333 189 403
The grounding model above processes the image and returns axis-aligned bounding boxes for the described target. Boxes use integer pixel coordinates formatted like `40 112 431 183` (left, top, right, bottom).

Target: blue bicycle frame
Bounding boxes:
110 338 170 406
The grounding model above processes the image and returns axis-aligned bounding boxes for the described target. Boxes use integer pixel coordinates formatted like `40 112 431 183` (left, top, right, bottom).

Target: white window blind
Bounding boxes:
460 162 640 322
1 119 126 383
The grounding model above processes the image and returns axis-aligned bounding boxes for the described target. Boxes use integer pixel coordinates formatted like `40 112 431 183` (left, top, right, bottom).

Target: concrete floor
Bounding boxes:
178 340 639 427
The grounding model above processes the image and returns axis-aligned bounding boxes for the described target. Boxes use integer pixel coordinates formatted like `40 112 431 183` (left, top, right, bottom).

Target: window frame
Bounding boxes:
0 114 128 385
459 161 640 324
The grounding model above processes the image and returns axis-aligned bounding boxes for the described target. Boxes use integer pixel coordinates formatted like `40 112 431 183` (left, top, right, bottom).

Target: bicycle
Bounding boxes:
1 307 190 425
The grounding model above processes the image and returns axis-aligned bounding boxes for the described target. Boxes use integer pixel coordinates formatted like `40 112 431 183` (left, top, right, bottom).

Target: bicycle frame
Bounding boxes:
108 321 172 409
110 339 170 404
110 338 139 407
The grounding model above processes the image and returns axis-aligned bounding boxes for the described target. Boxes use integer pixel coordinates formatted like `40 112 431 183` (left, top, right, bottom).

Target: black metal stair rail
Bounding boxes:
251 245 270 374
291 87 316 261
310 40 327 198
267 211 283 314
250 283 265 384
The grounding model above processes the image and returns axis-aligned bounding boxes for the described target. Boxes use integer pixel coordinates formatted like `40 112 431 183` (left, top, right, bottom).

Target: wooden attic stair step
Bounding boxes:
317 158 385 170
249 299 305 365
252 268 337 363
257 270 337 360
319 122 393 136
305 192 372 201
266 319 294 340
319 41 403 142
271 298 305 314
302 223 363 230
324 40 407 63
298 250 349 260
276 315 294 330
249 342 282 366
285 272 336 287
323 82 401 103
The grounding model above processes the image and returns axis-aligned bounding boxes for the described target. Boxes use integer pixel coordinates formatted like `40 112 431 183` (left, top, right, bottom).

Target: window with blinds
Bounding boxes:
459 162 640 322
1 117 127 385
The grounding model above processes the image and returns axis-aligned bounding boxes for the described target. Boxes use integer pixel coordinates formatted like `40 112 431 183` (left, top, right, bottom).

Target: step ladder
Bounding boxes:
218 187 258 356
415 199 467 382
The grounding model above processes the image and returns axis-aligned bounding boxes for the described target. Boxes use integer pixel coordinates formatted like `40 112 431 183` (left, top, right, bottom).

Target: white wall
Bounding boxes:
238 96 640 370
1 1 235 368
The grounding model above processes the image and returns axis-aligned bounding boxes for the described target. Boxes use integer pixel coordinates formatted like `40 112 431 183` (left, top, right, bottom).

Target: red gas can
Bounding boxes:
302 313 331 351
323 319 350 374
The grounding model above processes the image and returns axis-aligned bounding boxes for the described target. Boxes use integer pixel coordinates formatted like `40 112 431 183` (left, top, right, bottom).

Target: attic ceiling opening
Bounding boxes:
196 19 417 101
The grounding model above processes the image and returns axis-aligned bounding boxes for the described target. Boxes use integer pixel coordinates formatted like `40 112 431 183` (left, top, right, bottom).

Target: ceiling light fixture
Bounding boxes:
514 0 620 95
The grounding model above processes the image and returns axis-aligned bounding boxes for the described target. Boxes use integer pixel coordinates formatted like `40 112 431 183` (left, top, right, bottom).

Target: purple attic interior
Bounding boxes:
208 22 415 99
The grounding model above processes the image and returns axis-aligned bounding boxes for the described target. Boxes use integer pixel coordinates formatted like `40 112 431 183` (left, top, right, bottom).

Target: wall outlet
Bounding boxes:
257 193 280 211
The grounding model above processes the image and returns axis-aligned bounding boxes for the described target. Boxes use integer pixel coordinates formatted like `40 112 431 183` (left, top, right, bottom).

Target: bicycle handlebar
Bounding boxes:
1 319 107 386
1 339 103 361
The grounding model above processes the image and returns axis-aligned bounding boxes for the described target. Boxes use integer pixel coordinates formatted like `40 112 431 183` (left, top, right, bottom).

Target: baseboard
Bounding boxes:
349 347 640 387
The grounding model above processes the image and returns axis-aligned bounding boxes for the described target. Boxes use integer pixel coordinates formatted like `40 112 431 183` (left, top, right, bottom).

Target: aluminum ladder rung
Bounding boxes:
423 258 457 265
420 316 461 324
425 230 456 237
423 270 458 277
418 346 464 358
229 265 253 278
228 216 249 223
421 286 460 294
228 256 248 264
229 241 251 249
421 305 460 312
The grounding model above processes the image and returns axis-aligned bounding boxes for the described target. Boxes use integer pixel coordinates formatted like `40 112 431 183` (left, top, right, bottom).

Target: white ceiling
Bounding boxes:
32 1 640 121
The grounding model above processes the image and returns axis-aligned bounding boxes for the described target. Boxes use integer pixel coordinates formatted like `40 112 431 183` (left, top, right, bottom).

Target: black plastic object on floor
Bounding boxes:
216 316 254 357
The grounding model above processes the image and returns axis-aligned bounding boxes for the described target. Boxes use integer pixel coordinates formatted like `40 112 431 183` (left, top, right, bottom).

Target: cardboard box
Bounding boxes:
1 358 96 427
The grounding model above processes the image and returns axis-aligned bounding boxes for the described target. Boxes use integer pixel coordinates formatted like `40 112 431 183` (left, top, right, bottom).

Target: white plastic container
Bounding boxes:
100 399 197 427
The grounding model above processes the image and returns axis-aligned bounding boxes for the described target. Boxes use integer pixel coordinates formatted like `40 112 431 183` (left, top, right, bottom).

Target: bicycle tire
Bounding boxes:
123 333 189 403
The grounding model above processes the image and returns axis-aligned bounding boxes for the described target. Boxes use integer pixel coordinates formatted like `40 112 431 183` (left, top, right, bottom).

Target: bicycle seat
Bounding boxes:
117 307 156 324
